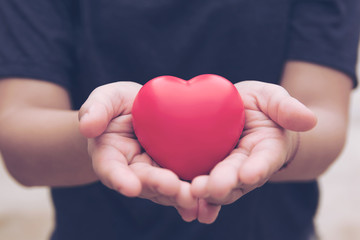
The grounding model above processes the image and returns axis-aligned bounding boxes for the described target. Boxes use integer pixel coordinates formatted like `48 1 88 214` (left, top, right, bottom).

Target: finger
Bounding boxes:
175 183 199 222
176 206 198 222
79 82 142 138
192 174 245 206
92 143 142 197
206 153 245 200
176 182 198 209
238 138 286 186
236 81 317 132
130 153 181 197
197 199 221 224
276 97 317 131
105 114 135 138
79 101 112 138
191 175 210 198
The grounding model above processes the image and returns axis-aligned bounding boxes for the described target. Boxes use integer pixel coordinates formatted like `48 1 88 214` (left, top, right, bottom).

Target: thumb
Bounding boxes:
276 97 317 131
236 81 317 132
78 82 142 138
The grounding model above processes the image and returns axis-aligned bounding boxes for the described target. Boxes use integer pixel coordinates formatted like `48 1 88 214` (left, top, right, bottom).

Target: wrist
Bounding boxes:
280 131 300 170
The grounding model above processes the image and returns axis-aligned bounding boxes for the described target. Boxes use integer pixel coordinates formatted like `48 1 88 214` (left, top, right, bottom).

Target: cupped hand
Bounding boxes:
191 81 317 224
78 82 197 222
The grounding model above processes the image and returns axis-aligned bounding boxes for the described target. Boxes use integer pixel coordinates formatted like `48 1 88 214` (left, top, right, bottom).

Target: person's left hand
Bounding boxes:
190 81 317 224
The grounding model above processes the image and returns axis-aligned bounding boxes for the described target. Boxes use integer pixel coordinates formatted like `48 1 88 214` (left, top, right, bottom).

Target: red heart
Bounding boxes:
132 74 245 180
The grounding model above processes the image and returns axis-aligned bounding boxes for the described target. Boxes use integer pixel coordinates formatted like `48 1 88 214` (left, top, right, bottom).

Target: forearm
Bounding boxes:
0 107 97 187
271 107 348 181
270 61 352 182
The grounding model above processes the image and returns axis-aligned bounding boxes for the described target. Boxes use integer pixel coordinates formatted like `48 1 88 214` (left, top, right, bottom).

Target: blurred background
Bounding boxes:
0 60 360 240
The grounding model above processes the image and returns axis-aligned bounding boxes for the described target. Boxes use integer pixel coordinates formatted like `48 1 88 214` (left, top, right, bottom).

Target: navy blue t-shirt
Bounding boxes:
0 0 359 240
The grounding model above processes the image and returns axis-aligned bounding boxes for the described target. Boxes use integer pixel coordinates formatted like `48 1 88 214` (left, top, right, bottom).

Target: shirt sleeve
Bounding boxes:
287 0 360 87
0 0 76 89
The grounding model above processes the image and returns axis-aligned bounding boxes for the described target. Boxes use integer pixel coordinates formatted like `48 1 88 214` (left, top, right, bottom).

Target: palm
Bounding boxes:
89 114 141 192
91 114 179 203
79 80 316 224
237 102 291 184
79 82 198 221
211 106 291 204
191 81 316 220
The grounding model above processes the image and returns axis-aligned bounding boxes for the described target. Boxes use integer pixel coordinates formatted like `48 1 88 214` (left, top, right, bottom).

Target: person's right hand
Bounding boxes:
78 82 198 222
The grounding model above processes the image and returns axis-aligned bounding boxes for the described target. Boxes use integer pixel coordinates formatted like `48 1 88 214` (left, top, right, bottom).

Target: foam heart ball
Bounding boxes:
132 74 245 180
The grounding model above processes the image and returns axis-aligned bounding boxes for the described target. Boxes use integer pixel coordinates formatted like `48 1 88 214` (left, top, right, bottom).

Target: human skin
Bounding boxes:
0 61 352 223
191 61 352 223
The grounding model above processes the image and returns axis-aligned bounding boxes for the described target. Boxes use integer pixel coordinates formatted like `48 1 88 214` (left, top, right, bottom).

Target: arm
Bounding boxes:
271 61 353 181
0 78 97 186
191 61 352 223
0 78 198 221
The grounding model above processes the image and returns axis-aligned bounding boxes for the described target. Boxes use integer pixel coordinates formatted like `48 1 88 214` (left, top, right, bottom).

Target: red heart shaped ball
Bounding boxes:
132 74 245 180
